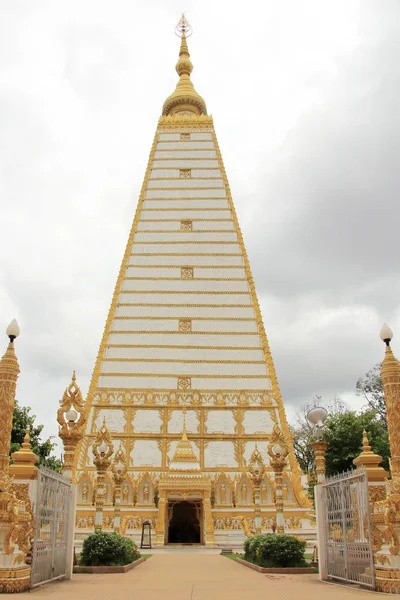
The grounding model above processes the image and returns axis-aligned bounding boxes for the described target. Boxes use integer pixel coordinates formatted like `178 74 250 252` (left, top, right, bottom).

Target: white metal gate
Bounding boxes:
321 469 375 589
31 467 72 587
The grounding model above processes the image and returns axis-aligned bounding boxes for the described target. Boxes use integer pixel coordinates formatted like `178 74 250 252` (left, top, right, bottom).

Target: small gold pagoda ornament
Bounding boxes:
92 419 114 532
57 371 87 482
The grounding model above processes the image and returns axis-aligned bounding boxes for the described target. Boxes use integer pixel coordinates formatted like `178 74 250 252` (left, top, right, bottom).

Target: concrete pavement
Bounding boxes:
28 554 383 600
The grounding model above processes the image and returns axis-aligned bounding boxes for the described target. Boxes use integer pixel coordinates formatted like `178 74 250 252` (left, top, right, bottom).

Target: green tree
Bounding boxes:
324 409 390 476
11 400 62 472
356 363 386 427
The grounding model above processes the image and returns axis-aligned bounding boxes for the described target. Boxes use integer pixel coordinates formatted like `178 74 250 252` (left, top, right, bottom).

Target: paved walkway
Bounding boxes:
29 555 382 600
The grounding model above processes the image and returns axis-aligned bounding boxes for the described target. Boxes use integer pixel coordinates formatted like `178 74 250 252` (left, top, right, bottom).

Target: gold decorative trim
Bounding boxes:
136 229 235 233
125 265 242 269
212 130 309 507
100 373 268 379
119 290 249 294
128 253 242 256
144 200 229 205
141 207 230 211
107 330 259 335
150 177 221 180
178 318 192 333
73 127 160 475
102 358 264 364
152 157 218 161
106 345 261 350
123 277 245 281
113 316 254 321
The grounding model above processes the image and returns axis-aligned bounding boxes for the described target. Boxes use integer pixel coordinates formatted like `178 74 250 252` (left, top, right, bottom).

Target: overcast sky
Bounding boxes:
1 0 399 453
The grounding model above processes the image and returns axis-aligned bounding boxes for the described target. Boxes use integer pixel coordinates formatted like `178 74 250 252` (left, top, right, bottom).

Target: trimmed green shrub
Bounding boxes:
244 534 307 568
79 531 140 566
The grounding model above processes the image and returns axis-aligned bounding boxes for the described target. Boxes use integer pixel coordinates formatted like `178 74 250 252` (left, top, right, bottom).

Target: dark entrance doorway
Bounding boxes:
168 501 201 544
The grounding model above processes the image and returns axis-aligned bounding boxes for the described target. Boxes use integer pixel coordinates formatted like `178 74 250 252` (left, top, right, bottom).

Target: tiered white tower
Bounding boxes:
73 16 313 547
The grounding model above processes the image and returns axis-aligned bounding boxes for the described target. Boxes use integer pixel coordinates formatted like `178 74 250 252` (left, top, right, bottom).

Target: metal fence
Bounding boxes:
321 469 375 589
31 467 72 588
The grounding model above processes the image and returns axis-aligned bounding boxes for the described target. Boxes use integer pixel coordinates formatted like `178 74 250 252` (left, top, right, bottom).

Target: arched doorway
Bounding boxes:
168 500 201 544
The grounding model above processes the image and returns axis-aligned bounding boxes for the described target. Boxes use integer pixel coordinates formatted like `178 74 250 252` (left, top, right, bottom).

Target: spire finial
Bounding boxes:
362 429 371 452
162 15 207 116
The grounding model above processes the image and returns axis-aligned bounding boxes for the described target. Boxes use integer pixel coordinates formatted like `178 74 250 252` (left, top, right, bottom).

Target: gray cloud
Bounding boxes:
0 0 398 450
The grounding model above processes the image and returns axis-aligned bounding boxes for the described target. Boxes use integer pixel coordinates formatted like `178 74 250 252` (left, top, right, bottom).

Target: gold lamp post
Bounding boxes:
248 445 265 533
57 371 87 482
92 419 114 532
0 320 35 592
111 448 127 533
268 425 288 535
307 406 329 483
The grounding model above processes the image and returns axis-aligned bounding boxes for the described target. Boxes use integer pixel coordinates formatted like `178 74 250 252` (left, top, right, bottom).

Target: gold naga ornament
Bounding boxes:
57 371 87 480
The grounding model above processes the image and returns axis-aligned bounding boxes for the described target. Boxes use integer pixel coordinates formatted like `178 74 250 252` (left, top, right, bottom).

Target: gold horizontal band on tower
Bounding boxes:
151 157 218 161
108 330 259 335
99 373 268 379
105 344 261 350
141 208 230 211
125 265 242 269
139 218 233 221
135 229 235 233
131 241 238 245
102 358 265 364
119 289 249 294
114 304 252 307
122 277 246 281
143 200 229 205
113 316 254 321
149 177 222 181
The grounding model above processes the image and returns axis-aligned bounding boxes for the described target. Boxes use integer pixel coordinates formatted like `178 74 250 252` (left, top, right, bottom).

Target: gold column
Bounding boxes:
92 419 114 532
311 440 329 483
111 449 127 533
0 320 32 592
203 489 216 546
57 372 87 482
373 324 400 592
155 490 166 545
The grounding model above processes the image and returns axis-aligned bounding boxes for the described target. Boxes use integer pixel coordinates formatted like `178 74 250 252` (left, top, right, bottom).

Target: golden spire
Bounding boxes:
170 406 200 468
162 14 207 116
9 426 39 480
353 429 389 482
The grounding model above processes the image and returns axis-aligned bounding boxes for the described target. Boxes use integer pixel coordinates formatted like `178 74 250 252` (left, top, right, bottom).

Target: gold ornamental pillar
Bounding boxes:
370 324 400 592
111 449 127 533
92 420 114 532
0 320 32 592
154 490 166 546
57 372 87 482
311 441 329 483
268 425 288 535
248 445 265 533
203 489 216 546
